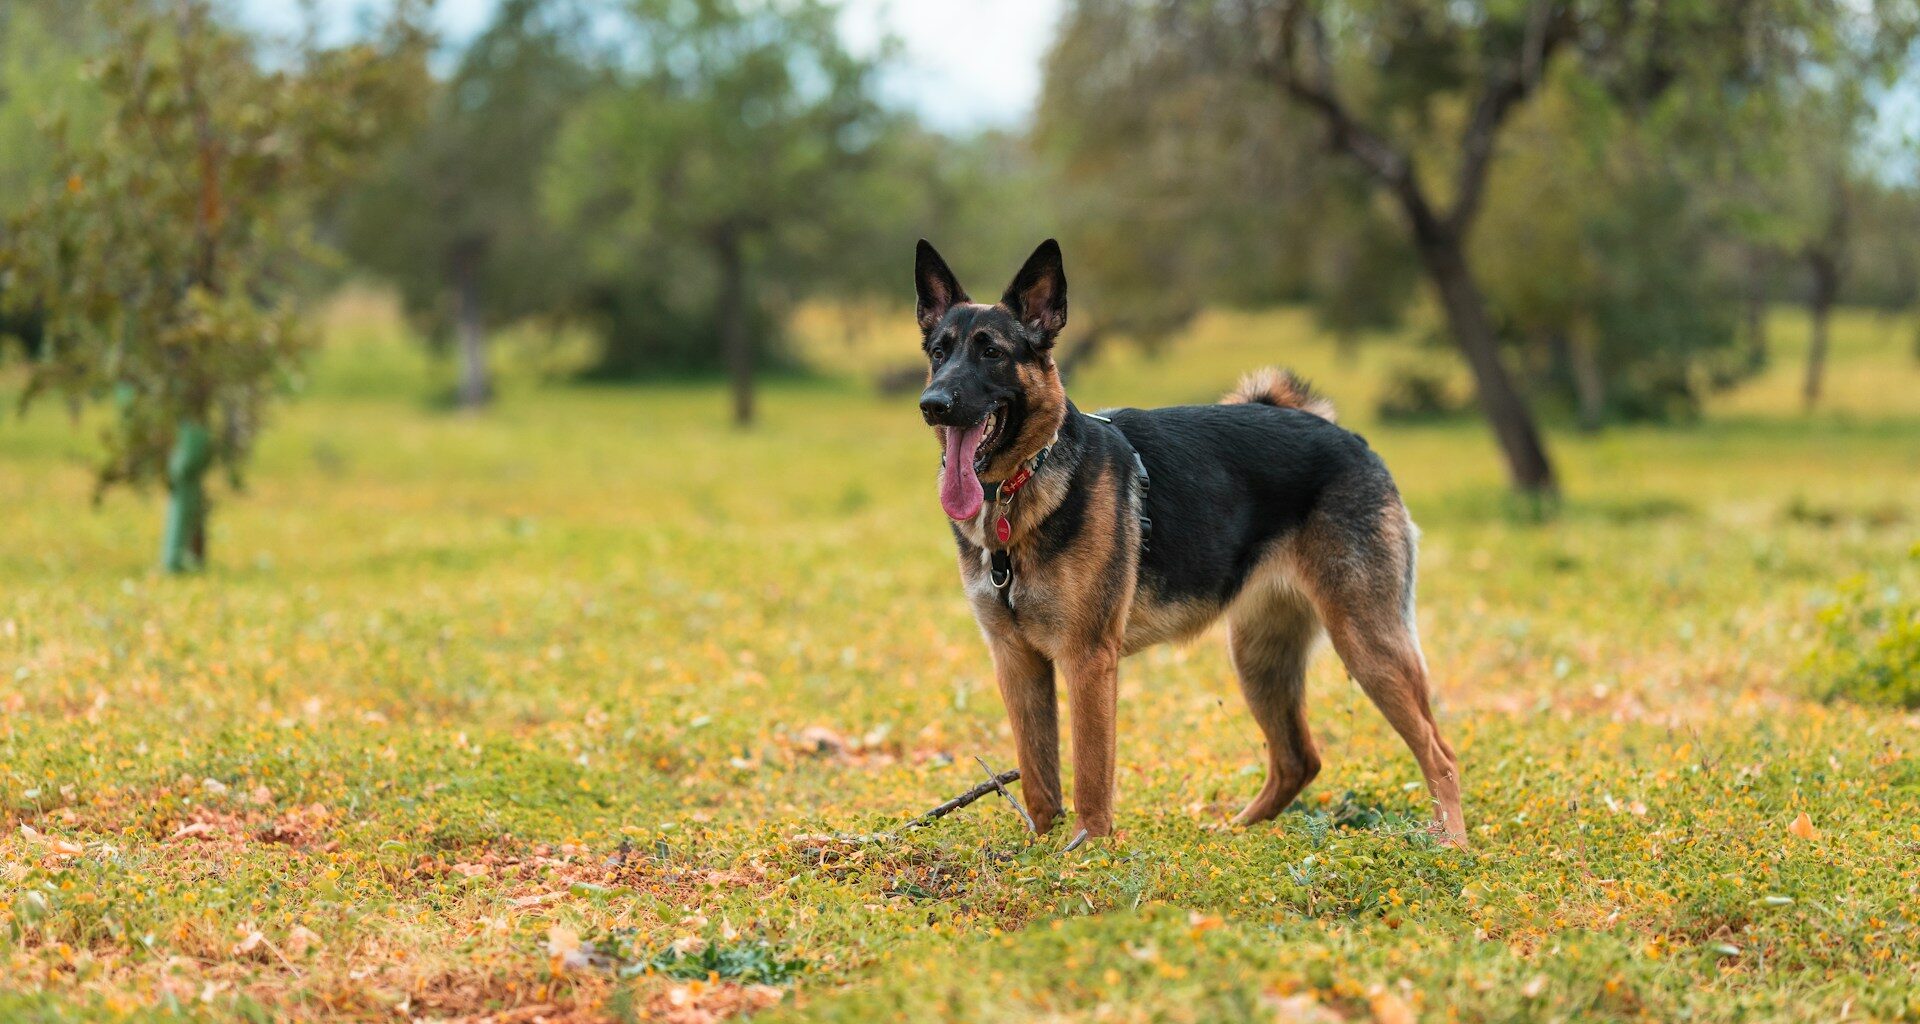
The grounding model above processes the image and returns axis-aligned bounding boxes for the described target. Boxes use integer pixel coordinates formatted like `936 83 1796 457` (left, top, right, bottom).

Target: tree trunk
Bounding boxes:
1416 232 1557 495
1803 250 1838 412
1265 1 1562 498
1744 245 1769 370
452 241 492 410
1545 330 1604 433
162 421 212 573
715 230 752 427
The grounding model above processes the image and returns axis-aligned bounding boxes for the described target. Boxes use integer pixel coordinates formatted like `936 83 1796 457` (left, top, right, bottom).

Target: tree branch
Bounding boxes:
1261 0 1447 243
1446 1 1572 234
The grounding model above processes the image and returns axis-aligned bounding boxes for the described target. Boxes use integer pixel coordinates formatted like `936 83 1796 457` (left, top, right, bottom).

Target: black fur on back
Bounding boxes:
1045 401 1390 607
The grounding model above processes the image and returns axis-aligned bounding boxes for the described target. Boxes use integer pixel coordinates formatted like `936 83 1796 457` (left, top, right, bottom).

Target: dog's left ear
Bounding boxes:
1000 238 1067 348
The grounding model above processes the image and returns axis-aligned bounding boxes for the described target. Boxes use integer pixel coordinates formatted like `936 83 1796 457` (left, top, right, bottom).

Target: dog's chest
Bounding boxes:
953 504 994 549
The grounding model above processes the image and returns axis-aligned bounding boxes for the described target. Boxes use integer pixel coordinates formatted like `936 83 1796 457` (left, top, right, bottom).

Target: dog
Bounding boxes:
914 238 1465 845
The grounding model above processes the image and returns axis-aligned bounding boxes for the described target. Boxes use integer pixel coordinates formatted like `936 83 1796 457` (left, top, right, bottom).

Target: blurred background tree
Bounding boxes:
0 0 428 571
1035 0 1365 373
1047 0 1919 497
4 0 1917 517
541 0 896 426
341 0 601 410
0 1 105 358
1723 57 1915 412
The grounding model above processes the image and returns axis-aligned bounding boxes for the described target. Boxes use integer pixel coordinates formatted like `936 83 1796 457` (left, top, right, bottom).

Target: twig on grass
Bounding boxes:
792 766 1023 847
974 756 1038 834
903 766 1023 831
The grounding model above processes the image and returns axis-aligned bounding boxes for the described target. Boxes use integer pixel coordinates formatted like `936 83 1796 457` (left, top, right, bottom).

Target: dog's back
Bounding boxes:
1107 370 1395 612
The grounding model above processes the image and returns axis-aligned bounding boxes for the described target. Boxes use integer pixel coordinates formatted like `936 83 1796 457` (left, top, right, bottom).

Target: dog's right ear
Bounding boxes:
914 240 969 337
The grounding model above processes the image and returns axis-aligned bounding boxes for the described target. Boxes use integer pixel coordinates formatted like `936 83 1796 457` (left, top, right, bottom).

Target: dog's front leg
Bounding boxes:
990 636 1062 833
1063 643 1120 838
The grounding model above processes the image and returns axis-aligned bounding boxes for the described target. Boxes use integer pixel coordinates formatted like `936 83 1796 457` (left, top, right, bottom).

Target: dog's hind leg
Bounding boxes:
1226 579 1322 825
1301 507 1467 846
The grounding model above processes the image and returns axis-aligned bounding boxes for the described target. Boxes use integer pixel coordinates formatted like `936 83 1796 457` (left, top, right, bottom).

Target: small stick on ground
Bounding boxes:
1063 829 1090 853
974 755 1038 834
901 767 1022 831
791 765 1025 846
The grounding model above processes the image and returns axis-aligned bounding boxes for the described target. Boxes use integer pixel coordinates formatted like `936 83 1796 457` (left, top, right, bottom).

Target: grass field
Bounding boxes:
3 297 1918 1022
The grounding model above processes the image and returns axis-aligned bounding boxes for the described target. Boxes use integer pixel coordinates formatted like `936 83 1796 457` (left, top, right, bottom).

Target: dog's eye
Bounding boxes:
980 346 1003 360
929 346 945 363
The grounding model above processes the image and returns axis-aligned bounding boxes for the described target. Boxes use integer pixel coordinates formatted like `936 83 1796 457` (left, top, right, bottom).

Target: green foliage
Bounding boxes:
1804 567 1920 710
0 1 104 208
587 929 807 984
0 1 105 361
340 0 596 367
541 0 896 377
0 0 428 503
1476 83 1750 423
1033 0 1920 448
1375 363 1471 422
1036 0 1334 349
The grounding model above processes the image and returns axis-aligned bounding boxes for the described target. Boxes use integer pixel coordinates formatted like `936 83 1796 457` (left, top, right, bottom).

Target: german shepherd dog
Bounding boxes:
914 239 1466 845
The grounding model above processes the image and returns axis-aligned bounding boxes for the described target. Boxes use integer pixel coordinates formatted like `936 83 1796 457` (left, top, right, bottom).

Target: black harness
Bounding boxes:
989 411 1151 611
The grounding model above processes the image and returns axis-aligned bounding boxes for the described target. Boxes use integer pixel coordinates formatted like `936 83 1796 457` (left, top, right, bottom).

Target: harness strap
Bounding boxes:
990 411 1153 611
1084 411 1153 549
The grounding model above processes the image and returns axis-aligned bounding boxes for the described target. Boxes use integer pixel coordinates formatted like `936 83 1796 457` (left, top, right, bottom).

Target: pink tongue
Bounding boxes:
940 422 987 521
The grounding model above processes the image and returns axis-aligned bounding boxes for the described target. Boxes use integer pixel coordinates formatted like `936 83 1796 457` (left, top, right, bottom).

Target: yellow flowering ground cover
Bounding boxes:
2 300 1917 1022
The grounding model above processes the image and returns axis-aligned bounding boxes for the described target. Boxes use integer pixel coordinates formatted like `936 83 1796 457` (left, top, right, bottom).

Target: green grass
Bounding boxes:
2 295 1918 1022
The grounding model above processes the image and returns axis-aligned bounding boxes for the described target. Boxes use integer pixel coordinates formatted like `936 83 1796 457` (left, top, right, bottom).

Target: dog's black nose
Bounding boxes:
919 390 953 422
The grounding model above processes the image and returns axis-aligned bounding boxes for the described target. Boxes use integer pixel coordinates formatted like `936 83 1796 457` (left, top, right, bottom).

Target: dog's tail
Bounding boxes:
1221 367 1336 422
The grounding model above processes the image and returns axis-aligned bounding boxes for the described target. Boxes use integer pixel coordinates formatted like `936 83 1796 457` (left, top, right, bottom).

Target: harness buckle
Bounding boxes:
989 549 1013 590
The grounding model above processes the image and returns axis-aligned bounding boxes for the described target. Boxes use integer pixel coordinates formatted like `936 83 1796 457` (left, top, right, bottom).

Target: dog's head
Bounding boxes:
914 239 1070 521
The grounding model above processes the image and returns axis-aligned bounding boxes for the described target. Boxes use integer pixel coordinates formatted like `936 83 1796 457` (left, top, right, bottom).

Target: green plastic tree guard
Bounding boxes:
162 422 212 573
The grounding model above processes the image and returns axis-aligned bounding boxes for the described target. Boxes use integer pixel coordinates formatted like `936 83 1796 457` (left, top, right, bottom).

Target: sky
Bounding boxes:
234 0 1064 133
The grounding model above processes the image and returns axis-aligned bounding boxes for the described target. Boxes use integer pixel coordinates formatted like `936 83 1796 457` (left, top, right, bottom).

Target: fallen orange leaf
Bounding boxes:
1371 990 1416 1024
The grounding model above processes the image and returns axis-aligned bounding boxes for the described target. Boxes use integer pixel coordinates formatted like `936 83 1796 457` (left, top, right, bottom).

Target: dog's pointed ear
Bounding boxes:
1000 238 1067 347
914 240 968 337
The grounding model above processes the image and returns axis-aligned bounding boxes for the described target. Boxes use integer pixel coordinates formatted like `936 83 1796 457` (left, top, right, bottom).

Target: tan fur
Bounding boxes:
969 460 1133 836
1225 558 1322 824
1222 367 1337 422
1285 499 1463 844
989 634 1062 831
982 355 1067 483
1122 587 1221 654
1060 641 1122 837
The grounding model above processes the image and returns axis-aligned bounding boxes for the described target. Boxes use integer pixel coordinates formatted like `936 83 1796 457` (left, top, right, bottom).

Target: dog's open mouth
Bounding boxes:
974 404 1009 471
938 403 1009 522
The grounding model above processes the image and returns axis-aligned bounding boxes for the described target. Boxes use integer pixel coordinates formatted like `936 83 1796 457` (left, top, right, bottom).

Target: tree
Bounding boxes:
1675 3 1916 411
1035 0 1340 367
1246 0 1920 493
0 0 427 571
542 0 894 426
0 1 105 356
1767 98 1876 412
1474 81 1750 429
342 0 599 409
1252 0 1620 496
0 2 103 204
